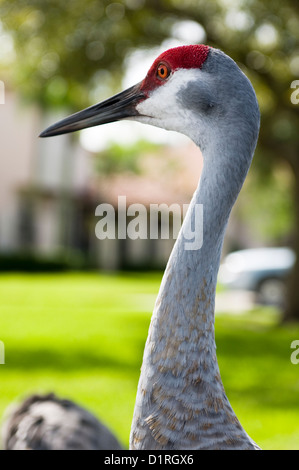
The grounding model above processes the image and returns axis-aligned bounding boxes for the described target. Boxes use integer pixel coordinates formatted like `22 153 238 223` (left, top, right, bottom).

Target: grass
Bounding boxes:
0 272 299 449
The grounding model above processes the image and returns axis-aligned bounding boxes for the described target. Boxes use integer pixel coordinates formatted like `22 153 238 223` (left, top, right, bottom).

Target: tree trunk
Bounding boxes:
283 156 299 322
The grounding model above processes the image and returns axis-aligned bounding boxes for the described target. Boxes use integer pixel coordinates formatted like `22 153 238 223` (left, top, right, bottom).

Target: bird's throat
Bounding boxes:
130 143 257 450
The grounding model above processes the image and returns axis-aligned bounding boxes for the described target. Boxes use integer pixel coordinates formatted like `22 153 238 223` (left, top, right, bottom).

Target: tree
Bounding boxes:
1 0 299 320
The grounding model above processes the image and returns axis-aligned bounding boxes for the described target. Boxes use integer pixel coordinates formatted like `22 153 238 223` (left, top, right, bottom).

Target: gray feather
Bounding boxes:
1 393 123 450
130 48 261 450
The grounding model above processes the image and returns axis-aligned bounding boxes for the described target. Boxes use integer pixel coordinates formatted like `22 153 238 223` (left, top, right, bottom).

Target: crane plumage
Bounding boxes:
1 393 123 450
5 44 260 450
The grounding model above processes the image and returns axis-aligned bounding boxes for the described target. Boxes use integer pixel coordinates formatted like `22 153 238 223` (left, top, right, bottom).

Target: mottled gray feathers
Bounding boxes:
130 48 261 450
1 393 123 450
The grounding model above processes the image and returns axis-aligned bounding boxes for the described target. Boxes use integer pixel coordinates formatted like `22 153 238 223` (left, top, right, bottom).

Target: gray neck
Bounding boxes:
129 132 259 450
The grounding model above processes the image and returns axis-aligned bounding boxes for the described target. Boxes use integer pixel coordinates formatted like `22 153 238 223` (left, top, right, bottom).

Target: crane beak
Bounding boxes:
39 82 145 137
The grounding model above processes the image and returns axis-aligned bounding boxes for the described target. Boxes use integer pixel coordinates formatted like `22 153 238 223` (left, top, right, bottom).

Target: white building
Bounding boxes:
0 89 96 264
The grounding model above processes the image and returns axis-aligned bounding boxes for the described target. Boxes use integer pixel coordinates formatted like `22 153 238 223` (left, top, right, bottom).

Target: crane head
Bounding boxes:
40 44 259 151
39 45 211 138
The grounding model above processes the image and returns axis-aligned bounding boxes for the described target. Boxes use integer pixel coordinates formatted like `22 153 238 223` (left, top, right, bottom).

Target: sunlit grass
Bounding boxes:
0 272 299 449
216 310 299 450
0 272 161 448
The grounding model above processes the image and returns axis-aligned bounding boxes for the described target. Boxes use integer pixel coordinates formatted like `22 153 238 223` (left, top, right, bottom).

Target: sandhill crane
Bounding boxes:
8 44 260 450
2 393 123 450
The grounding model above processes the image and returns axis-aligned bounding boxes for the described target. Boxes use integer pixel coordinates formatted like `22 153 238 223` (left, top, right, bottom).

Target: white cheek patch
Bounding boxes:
137 69 200 116
135 68 203 138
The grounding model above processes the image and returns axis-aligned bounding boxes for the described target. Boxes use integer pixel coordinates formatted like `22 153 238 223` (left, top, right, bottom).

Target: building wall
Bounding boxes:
0 91 94 257
0 91 39 250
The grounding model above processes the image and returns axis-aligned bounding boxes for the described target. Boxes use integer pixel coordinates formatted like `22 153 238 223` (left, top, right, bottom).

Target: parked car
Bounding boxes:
218 247 295 306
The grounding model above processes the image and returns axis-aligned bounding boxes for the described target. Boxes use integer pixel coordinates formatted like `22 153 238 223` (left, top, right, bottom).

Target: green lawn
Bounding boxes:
0 272 299 449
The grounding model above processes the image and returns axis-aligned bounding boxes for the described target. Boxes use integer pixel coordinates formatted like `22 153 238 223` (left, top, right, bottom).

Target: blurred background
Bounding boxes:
0 0 299 450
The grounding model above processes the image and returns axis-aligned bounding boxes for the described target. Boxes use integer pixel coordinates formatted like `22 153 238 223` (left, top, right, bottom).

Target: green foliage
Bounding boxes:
1 0 298 170
95 140 161 175
1 0 298 168
237 162 295 242
0 251 86 271
0 0 175 109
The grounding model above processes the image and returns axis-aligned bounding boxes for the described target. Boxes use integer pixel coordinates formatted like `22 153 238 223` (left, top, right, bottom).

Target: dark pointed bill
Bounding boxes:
39 82 145 138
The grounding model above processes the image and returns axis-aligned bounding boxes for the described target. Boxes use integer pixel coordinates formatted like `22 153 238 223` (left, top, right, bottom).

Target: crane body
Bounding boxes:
7 44 260 450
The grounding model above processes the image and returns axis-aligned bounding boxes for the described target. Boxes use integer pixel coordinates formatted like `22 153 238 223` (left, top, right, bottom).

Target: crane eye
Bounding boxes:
157 63 170 80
